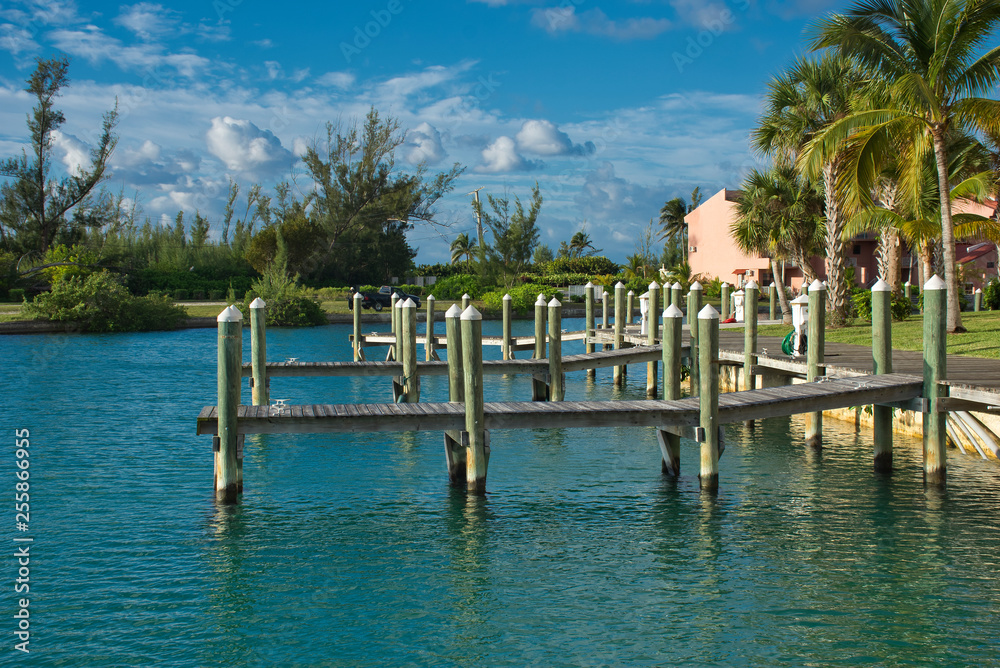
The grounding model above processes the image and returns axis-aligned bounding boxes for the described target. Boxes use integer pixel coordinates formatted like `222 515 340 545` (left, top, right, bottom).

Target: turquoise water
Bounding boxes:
3 319 1000 666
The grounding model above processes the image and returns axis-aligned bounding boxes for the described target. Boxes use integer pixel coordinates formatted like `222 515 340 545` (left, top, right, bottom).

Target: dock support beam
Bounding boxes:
461 305 489 494
688 281 703 394
502 293 512 360
627 290 635 325
647 281 660 398
444 305 465 484
216 305 242 503
923 275 947 485
425 295 436 361
699 305 720 492
585 282 595 380
602 290 609 351
250 297 268 406
614 281 625 387
805 280 826 449
872 279 893 472
743 280 758 396
532 294 548 401
353 292 363 361
396 298 419 402
389 294 400 361
548 297 564 401
659 305 683 475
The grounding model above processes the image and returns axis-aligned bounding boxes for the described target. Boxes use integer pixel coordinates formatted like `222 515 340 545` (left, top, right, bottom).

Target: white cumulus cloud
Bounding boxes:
516 119 594 156
476 135 540 173
205 116 293 175
405 122 447 165
531 7 671 40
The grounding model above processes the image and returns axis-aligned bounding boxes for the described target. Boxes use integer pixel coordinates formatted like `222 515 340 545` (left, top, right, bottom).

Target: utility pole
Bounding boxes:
468 187 485 247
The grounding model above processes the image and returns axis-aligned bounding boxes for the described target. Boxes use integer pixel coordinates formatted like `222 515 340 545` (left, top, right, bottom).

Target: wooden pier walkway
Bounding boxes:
198 373 924 435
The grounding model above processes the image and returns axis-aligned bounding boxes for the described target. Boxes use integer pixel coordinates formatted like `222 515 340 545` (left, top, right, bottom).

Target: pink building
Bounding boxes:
686 187 997 292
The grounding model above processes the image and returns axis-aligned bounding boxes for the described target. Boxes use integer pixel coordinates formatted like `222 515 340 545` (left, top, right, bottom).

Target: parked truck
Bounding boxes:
348 285 421 311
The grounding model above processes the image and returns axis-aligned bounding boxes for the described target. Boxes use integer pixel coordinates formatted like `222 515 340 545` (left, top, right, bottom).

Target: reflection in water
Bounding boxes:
442 489 496 650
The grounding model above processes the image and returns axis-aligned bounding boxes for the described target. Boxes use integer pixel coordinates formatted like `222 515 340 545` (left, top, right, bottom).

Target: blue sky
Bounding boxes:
0 0 849 266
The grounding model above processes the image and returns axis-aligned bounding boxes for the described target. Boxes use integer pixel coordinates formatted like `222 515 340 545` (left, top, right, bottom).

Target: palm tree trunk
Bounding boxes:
822 160 849 321
771 257 793 324
882 227 902 292
931 128 964 332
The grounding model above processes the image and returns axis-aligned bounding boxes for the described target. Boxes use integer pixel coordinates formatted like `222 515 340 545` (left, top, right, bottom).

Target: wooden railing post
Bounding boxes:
353 292 363 361
548 297 564 401
216 305 242 503
614 281 626 387
699 304 720 492
659 304 683 475
646 281 660 398
923 275 947 485
443 304 466 485
687 281 703 394
461 305 488 494
585 282 596 380
425 294 436 361
250 297 268 406
805 279 826 449
872 279 893 472
502 293 512 361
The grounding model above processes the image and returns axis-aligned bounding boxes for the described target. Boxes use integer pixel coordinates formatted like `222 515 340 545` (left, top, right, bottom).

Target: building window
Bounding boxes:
989 261 996 269
853 244 861 255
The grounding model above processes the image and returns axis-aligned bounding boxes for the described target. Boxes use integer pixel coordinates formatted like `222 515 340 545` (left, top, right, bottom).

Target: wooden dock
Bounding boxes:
198 373 924 435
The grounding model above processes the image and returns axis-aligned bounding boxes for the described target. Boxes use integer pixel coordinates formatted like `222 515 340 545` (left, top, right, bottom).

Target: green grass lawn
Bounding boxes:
758 310 1000 359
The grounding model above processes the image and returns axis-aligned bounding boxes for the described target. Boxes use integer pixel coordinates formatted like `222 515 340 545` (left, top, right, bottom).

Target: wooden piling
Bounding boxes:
923 275 947 485
805 279 826 449
699 304 720 492
216 305 242 503
390 294 401 362
871 279 893 472
585 282 595 380
548 297 564 401
502 293 512 361
688 281 703 394
614 282 626 387
399 298 419 402
461 305 488 494
743 280 758 395
462 293 471 311
974 288 982 312
602 290 609 335
671 282 682 311
353 292 363 361
647 281 660 398
444 304 466 485
769 282 777 322
627 290 635 325
249 297 268 406
659 304 683 475
533 293 548 400
721 282 730 321
425 295 436 361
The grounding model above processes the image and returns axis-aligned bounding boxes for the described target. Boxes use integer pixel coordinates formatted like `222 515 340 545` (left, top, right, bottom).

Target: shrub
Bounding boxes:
8 288 25 303
545 256 619 276
208 290 225 300
397 283 423 297
23 271 186 332
854 289 915 321
481 283 562 313
427 274 488 300
41 244 100 284
984 279 1000 311
537 272 593 287
192 290 205 300
239 264 326 327
173 289 189 301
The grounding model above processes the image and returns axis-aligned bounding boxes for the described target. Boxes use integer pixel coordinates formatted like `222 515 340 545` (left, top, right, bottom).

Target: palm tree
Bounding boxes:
754 53 863 323
658 197 687 246
450 232 477 269
731 165 826 324
809 0 1000 332
569 230 601 257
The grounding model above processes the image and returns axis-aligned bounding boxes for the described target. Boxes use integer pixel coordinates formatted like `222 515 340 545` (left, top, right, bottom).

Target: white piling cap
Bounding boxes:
769 282 776 288
672 282 682 290
392 292 401 299
628 290 634 296
394 299 403 309
603 290 609 297
809 279 826 292
401 298 416 308
427 294 435 301
791 294 809 304
924 275 945 291
503 293 512 300
648 280 660 290
445 304 462 318
585 281 594 288
461 304 482 320
734 289 744 296
353 291 363 300
462 293 471 300
535 294 547 306
217 305 243 322
690 281 703 291
722 282 729 288
872 279 891 292
615 281 625 289
249 297 266 309
548 296 561 307
664 304 683 318
975 288 982 294
904 281 911 287
698 304 719 319
746 279 758 289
